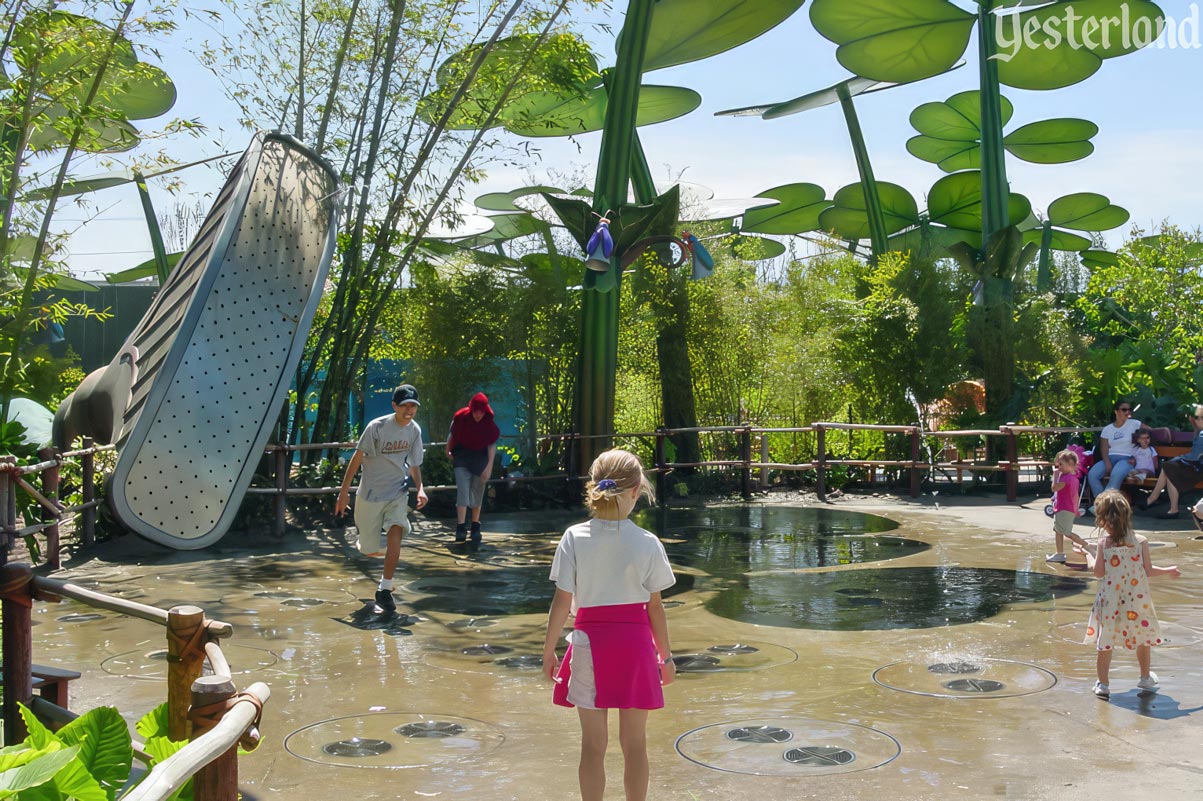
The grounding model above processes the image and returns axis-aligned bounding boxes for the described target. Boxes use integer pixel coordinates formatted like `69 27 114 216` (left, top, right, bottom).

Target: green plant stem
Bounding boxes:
133 172 170 283
837 83 888 262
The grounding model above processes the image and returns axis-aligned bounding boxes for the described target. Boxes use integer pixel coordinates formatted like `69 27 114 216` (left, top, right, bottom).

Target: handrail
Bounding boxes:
31 576 234 638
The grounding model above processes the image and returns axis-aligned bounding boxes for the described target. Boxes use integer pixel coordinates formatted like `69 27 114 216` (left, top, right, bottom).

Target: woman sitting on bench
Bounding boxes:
1142 403 1203 519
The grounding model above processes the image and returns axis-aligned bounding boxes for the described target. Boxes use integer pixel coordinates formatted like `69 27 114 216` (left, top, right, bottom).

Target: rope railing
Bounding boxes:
0 562 265 801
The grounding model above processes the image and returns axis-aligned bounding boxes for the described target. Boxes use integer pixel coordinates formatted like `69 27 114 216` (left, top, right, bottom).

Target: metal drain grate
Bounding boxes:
672 654 722 671
784 746 856 767
495 655 543 669
726 726 793 743
943 678 1005 693
928 662 982 674
461 644 513 656
58 613 104 623
280 598 323 607
322 737 392 757
448 617 499 629
396 721 465 738
709 644 759 655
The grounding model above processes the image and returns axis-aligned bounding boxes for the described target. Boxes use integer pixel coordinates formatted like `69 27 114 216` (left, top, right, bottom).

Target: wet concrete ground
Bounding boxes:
32 492 1203 800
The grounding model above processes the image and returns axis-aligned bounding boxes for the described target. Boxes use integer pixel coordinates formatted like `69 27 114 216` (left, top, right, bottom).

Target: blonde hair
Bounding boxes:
1054 449 1079 469
584 449 654 516
1094 489 1135 547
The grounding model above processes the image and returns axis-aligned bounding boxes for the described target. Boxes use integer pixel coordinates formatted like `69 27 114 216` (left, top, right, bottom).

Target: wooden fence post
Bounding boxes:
189 675 239 801
815 425 827 502
1 562 34 744
654 430 666 505
0 459 12 565
740 426 752 499
759 433 770 491
167 605 208 741
909 428 922 498
80 438 95 547
274 447 289 537
1005 427 1018 502
38 448 61 570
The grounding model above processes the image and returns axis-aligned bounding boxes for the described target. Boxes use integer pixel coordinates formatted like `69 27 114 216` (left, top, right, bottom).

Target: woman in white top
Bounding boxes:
1086 400 1146 512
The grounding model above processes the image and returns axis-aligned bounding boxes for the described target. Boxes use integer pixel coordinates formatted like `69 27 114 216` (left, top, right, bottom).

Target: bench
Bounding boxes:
0 664 82 710
1124 443 1203 491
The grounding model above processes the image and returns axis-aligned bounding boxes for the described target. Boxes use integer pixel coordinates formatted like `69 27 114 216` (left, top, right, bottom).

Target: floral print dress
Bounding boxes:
1085 541 1164 650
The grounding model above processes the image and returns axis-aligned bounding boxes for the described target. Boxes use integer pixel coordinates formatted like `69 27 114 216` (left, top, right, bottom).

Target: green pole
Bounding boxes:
573 0 654 471
133 171 170 284
978 3 1010 246
837 84 889 261
1036 219 1054 292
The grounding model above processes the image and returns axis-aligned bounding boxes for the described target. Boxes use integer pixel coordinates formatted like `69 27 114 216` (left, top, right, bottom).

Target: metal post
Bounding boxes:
1005 427 1018 502
81 438 95 547
38 448 61 570
815 425 827 502
909 428 922 498
190 675 239 801
1 563 34 744
654 430 666 505
167 605 207 741
759 433 770 491
740 426 752 499
274 447 289 537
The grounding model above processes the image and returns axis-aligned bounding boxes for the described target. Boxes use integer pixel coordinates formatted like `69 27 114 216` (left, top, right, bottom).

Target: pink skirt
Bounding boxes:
553 602 663 710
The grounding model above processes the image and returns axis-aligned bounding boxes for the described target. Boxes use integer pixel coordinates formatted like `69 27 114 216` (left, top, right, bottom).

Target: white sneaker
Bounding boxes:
1045 553 1067 563
1093 681 1110 699
1086 505 1096 516
1136 672 1159 692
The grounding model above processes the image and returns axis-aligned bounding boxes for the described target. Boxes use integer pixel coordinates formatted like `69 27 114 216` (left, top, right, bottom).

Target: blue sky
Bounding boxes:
60 1 1203 278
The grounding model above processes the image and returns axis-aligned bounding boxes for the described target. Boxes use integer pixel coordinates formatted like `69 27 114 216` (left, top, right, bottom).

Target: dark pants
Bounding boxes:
1162 459 1203 494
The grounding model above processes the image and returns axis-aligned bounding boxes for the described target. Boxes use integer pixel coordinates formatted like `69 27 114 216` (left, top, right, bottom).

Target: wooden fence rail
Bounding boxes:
0 561 265 801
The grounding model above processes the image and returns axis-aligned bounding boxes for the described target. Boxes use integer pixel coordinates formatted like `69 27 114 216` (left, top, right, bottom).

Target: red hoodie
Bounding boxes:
448 392 500 453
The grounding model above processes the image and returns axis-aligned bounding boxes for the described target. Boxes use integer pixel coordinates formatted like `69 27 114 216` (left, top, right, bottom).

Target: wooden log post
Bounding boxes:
2 457 16 564
653 430 666 505
1005 427 1018 502
189 675 239 801
1 562 34 744
38 448 61 570
167 605 208 741
759 433 770 491
80 438 95 548
815 425 827 502
909 428 922 498
274 447 288 538
740 426 752 499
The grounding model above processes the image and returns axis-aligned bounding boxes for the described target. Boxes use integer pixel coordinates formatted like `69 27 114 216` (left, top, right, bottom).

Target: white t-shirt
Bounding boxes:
549 518 676 612
1101 418 1142 458
355 415 424 502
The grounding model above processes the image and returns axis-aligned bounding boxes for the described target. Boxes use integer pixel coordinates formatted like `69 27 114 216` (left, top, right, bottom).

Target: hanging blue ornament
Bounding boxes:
683 231 714 280
585 211 614 272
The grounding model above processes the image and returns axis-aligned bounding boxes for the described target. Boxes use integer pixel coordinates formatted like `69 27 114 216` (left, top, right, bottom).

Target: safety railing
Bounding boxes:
0 561 267 801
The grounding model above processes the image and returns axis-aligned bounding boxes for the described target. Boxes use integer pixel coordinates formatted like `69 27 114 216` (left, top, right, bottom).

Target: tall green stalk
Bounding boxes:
837 83 888 262
572 0 654 470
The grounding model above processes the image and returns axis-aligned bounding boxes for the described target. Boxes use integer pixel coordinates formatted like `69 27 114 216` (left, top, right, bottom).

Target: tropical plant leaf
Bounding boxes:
1003 119 1097 164
906 135 980 172
57 707 131 801
502 85 701 138
636 0 807 72
474 185 564 213
0 745 80 798
21 170 135 201
1023 227 1092 251
727 234 786 261
17 707 107 801
909 91 1014 141
610 186 681 256
106 252 183 284
135 704 170 740
888 221 982 257
140 737 193 801
810 0 975 83
541 193 595 251
818 182 920 240
1046 192 1130 231
26 104 139 154
1080 249 1120 269
740 183 830 235
926 171 1031 231
452 213 549 248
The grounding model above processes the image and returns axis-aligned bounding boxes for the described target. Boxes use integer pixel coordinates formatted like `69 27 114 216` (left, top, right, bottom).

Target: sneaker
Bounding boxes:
1155 509 1181 519
454 524 467 543
470 521 482 546
1086 505 1096 517
1136 672 1159 692
1092 681 1110 699
374 589 397 612
1045 553 1067 563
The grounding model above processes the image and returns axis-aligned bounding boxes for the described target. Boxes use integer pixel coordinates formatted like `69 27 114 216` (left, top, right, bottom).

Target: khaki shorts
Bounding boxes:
1053 510 1075 536
353 496 411 555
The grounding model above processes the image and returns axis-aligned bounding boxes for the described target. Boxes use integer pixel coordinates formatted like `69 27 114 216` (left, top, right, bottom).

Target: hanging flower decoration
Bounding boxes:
585 210 615 271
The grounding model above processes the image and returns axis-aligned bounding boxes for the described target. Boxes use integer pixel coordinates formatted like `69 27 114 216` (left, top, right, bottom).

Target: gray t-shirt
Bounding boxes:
355 415 424 503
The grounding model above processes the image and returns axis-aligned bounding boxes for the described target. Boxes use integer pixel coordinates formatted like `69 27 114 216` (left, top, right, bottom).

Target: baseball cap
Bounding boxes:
393 384 420 406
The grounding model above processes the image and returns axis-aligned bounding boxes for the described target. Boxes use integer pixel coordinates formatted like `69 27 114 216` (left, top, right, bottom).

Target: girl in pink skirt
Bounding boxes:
543 449 676 801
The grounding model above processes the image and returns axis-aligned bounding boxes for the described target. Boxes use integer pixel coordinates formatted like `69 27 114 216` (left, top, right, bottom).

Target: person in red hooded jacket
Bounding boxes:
446 392 500 547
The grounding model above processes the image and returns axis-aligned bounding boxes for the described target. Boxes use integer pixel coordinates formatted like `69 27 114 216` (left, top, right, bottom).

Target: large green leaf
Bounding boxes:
810 0 975 83
22 170 134 201
888 222 982 256
1023 227 1092 251
26 104 139 154
926 171 1031 231
0 745 80 798
910 91 1014 141
818 182 920 240
502 85 701 138
636 0 807 72
1003 119 1097 164
18 708 107 801
906 135 980 172
105 252 182 284
740 183 830 235
57 707 131 801
1080 249 1120 269
541 193 595 251
140 737 192 801
474 185 564 212
994 1 1165 90
135 704 170 740
451 213 548 248
727 234 787 261
1046 192 1130 231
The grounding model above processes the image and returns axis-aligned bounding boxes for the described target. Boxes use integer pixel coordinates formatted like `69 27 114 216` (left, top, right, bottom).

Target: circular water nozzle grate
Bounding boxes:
928 662 982 674
58 613 104 623
942 678 1005 693
322 738 392 757
709 644 759 655
672 654 722 672
495 655 543 670
396 721 466 738
784 746 856 767
461 644 513 656
726 726 793 743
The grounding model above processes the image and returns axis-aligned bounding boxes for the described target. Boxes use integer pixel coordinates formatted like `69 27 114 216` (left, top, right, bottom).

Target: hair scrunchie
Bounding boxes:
596 478 618 491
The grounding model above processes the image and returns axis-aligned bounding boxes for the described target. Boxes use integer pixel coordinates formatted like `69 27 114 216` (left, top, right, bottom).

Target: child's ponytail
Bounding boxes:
585 449 654 516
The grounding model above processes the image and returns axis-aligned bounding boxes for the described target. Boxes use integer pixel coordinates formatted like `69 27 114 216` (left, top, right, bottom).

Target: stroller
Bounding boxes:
1043 442 1092 518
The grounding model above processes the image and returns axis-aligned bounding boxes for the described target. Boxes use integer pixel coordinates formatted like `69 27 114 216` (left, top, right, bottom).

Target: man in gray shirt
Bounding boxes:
335 384 428 611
